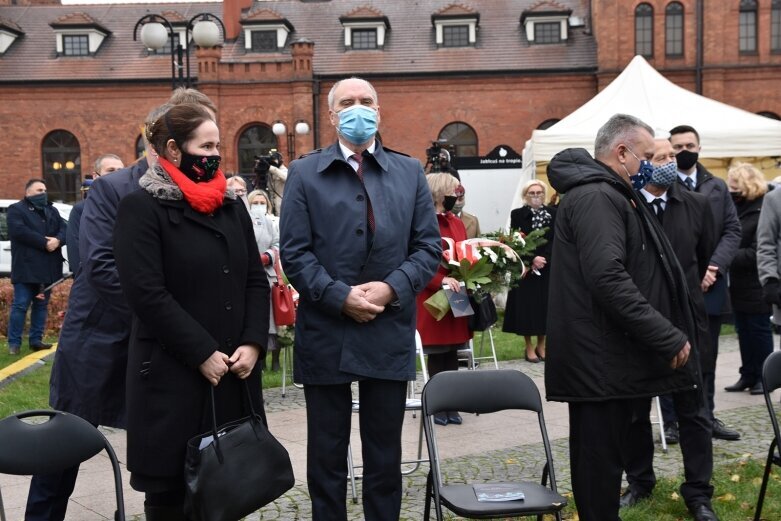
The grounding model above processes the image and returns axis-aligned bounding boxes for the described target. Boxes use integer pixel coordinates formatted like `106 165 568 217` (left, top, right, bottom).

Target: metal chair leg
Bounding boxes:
754 439 777 521
0 483 7 521
653 396 667 453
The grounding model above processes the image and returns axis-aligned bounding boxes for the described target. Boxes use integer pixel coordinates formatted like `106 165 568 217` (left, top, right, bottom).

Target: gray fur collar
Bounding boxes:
139 164 236 201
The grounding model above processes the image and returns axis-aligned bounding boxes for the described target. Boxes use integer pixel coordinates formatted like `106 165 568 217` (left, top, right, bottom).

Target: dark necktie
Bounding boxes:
684 177 694 191
651 198 665 223
351 153 375 233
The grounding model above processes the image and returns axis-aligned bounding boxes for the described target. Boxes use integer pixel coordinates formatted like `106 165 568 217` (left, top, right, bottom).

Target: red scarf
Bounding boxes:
159 157 227 214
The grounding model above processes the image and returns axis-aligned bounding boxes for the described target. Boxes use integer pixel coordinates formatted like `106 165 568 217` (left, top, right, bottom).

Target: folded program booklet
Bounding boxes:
473 483 525 502
444 283 474 318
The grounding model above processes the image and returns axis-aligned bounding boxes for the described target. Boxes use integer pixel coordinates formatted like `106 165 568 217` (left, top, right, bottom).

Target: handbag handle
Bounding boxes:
273 256 285 285
208 379 261 464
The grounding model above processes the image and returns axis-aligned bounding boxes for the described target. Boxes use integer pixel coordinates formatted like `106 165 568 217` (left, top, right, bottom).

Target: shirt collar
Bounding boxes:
639 187 667 203
677 168 697 187
339 140 376 163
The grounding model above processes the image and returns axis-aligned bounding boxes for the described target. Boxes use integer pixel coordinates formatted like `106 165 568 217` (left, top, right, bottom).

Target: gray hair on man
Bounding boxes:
594 114 654 160
327 77 378 110
93 154 122 173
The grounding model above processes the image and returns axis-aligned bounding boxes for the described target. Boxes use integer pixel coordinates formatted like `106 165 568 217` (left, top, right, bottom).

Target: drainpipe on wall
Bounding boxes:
695 0 703 94
312 79 321 150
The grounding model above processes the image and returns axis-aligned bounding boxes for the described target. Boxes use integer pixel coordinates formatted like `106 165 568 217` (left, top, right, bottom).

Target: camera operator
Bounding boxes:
253 150 287 216
425 142 460 180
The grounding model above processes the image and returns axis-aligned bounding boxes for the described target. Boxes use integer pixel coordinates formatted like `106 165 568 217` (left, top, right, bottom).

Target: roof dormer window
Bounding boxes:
339 7 389 50
432 5 479 48
50 13 110 57
240 9 294 52
521 3 572 45
0 18 23 55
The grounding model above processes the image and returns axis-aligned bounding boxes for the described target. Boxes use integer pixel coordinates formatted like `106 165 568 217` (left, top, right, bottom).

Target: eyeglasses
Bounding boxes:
234 189 247 196
527 191 544 196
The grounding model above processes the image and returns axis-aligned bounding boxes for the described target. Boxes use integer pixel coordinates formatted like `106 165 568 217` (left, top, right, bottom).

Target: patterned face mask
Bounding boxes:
649 161 678 188
179 152 221 183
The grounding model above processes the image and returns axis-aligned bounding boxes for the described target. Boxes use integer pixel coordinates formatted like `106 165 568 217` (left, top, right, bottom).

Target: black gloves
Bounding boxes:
762 278 781 306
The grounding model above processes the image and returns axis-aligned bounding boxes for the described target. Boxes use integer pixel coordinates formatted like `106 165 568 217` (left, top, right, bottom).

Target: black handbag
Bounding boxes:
468 291 498 331
184 381 295 521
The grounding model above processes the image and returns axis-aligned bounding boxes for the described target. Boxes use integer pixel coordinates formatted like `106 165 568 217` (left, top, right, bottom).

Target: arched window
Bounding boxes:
740 0 758 54
635 3 654 57
665 2 684 56
41 130 81 203
237 124 278 174
135 134 145 160
537 118 560 130
758 110 781 120
772 0 781 52
437 122 478 157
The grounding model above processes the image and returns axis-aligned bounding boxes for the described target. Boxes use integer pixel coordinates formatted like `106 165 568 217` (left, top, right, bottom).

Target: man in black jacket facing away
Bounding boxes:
546 114 703 521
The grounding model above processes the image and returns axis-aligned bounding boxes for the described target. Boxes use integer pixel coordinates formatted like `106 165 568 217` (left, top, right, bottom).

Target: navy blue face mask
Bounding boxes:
27 193 48 210
625 147 654 190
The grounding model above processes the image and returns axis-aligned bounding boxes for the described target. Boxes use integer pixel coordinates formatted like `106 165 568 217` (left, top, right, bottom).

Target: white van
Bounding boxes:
0 199 73 277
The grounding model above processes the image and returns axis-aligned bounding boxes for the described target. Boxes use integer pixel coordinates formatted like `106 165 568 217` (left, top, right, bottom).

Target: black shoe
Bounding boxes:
724 377 756 392
525 353 541 363
689 503 719 521
712 418 740 441
8 345 20 355
619 488 651 508
749 382 765 395
433 412 448 426
29 341 52 351
664 423 680 445
447 412 462 425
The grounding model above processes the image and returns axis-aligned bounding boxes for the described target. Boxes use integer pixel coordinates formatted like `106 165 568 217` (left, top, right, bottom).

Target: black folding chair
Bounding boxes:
754 351 781 521
421 369 567 521
0 410 125 521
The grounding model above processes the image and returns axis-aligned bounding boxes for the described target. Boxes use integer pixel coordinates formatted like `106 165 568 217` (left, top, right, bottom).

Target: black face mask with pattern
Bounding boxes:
178 152 221 183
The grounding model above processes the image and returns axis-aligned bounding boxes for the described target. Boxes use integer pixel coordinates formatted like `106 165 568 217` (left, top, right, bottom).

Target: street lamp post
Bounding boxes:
272 120 311 162
133 13 226 90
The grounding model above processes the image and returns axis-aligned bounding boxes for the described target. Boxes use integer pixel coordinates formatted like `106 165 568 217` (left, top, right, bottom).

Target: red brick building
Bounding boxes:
0 0 779 202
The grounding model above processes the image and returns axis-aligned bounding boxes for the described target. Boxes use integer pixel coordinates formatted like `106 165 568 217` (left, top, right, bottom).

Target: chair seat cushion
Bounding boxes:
440 482 567 516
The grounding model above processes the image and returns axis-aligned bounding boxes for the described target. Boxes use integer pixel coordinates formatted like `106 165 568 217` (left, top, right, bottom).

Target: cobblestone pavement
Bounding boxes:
244 337 775 520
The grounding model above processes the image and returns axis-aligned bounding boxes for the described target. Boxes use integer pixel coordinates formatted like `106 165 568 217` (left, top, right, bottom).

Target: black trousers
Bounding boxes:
702 313 721 419
569 399 643 521
25 466 80 521
623 390 713 509
304 378 407 521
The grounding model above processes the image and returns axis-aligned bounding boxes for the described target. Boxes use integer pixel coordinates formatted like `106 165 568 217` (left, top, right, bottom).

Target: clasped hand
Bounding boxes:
199 345 260 386
670 341 691 370
342 281 394 323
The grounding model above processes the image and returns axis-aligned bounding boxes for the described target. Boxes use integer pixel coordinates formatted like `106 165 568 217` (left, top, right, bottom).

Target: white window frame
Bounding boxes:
523 15 568 43
54 28 108 55
243 23 290 51
342 20 387 48
434 17 477 46
0 29 20 55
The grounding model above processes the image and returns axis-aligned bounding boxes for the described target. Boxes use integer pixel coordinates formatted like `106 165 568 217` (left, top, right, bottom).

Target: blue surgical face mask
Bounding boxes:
336 105 378 145
625 148 654 190
650 161 678 188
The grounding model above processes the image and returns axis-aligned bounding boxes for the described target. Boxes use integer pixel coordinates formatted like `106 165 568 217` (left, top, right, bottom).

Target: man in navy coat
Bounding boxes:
7 178 66 355
280 77 441 521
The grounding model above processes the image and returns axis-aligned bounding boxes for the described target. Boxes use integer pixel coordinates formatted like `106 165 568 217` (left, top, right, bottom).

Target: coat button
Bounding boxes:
225 301 232 311
222 265 230 274
356 194 364 202
356 229 364 236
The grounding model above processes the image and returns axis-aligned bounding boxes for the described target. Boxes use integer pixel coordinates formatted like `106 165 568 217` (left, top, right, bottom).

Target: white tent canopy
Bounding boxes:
522 55 781 178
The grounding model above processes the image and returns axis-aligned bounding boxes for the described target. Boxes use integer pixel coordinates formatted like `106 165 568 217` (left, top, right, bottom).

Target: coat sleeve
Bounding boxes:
709 186 741 272
66 204 83 273
757 193 781 284
79 176 130 314
53 210 66 244
569 190 687 360
7 204 47 251
280 163 353 317
696 199 716 281
113 194 218 369
730 214 758 272
382 166 442 305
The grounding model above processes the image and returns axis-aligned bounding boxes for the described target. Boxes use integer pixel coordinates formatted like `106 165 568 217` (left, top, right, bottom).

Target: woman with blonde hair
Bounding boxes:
724 163 773 395
502 179 556 362
416 173 472 426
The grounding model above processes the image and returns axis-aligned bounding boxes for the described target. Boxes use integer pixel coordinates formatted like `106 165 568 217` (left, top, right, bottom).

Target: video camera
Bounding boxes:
425 140 452 174
253 149 283 191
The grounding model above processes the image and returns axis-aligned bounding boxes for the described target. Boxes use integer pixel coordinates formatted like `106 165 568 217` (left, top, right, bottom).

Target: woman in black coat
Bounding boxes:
114 104 269 520
502 179 556 362
724 163 773 395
